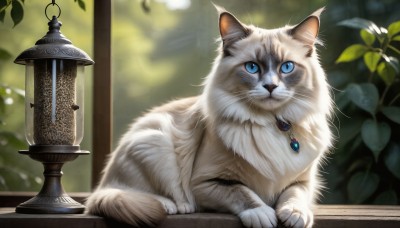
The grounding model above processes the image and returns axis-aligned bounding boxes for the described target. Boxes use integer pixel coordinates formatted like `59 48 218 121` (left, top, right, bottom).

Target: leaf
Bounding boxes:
142 0 151 13
336 44 368 63
347 83 379 115
0 10 5 23
0 0 7 23
384 143 400 180
360 29 375 46
377 62 396 86
338 18 383 38
361 119 391 160
380 27 388 35
0 85 8 96
337 116 364 149
0 48 12 60
373 190 398 205
383 56 399 73
347 171 379 204
381 106 400 124
10 0 23 28
363 51 381 72
328 71 351 89
77 0 86 11
393 35 400 41
388 21 400 38
388 45 400 56
335 89 351 110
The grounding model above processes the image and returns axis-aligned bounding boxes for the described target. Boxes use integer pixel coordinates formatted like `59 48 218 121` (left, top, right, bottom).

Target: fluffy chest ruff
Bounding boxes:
191 114 329 202
216 120 322 180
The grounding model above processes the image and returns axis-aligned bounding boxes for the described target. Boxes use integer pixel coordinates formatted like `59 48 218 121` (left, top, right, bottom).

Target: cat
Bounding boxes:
86 5 332 228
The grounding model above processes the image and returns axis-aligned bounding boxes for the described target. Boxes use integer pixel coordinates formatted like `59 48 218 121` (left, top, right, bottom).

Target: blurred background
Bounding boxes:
1 0 400 205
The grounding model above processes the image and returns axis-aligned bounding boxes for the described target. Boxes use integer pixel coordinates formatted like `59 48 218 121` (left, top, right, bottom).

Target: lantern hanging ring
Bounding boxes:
45 0 61 21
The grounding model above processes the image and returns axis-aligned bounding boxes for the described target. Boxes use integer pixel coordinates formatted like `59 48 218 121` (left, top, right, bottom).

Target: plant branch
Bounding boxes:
0 2 12 13
388 45 400 55
389 93 400 106
368 71 374 82
379 85 391 106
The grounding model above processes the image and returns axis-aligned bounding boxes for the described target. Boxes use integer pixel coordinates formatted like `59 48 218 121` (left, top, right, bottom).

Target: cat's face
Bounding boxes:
211 8 324 117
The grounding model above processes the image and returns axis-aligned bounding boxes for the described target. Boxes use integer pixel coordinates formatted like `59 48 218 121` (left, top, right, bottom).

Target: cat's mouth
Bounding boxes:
263 94 280 101
255 96 284 110
260 94 287 108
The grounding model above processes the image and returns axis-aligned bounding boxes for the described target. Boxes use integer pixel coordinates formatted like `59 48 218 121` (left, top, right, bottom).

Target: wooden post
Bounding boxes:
92 0 112 188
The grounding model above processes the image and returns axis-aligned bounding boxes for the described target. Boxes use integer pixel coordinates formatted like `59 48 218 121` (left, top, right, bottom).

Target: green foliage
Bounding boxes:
336 44 368 63
0 0 86 25
384 143 400 180
346 83 379 115
0 0 24 27
374 190 398 205
0 0 32 191
0 48 12 60
0 83 41 191
334 18 400 204
347 171 380 204
10 0 23 27
381 106 400 124
361 119 390 160
74 0 86 11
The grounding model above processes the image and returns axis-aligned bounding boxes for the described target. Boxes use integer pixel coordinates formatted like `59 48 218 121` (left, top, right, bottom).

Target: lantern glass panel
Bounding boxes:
25 59 84 146
75 64 84 145
25 61 34 145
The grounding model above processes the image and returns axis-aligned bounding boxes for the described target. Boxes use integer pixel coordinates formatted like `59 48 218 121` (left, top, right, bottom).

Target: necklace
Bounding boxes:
276 117 300 153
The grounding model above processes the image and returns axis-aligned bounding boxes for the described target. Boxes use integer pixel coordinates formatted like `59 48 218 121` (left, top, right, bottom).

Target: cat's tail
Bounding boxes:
85 187 166 227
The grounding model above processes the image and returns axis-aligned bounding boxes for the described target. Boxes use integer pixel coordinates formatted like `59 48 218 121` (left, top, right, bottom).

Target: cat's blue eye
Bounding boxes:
280 61 295 74
244 62 260 74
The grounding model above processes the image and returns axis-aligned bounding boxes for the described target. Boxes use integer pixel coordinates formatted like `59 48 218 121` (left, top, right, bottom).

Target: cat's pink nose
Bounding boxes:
263 84 277 93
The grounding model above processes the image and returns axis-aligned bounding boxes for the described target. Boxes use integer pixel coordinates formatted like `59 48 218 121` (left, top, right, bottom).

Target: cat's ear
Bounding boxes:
216 5 250 49
290 7 324 45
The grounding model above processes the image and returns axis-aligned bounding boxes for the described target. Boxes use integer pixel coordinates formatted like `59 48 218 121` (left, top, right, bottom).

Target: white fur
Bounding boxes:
86 8 331 228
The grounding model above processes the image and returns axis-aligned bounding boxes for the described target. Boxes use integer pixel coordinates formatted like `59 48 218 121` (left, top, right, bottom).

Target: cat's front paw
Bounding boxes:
154 196 178 214
276 203 313 228
238 205 277 228
176 202 195 214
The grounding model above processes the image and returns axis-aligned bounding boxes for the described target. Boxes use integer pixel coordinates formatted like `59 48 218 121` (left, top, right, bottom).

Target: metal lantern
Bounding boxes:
14 2 93 214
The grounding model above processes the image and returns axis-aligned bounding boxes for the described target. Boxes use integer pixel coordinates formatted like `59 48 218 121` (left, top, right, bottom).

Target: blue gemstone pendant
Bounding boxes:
290 138 300 153
276 118 291 132
276 117 300 153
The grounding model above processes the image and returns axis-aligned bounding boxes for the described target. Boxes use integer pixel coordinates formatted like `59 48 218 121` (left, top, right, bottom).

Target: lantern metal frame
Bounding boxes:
14 2 93 214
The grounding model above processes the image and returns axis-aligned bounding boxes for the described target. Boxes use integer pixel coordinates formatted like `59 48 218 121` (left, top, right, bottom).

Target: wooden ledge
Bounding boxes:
1 205 400 228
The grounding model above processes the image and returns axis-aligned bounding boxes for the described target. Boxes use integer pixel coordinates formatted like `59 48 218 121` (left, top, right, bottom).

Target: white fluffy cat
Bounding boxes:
86 6 332 228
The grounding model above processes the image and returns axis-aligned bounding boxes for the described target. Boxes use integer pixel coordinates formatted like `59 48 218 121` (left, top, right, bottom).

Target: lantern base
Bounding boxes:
15 195 85 214
16 145 89 214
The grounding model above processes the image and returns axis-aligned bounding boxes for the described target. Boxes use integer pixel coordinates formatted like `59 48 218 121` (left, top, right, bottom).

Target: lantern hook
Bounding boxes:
45 1 61 21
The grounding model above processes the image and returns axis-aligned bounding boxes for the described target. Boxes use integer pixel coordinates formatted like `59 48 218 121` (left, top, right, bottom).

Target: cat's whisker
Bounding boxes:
292 91 313 100
284 93 314 109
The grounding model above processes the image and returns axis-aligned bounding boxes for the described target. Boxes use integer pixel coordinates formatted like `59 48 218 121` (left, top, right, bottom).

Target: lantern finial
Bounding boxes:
35 16 70 46
14 7 93 66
